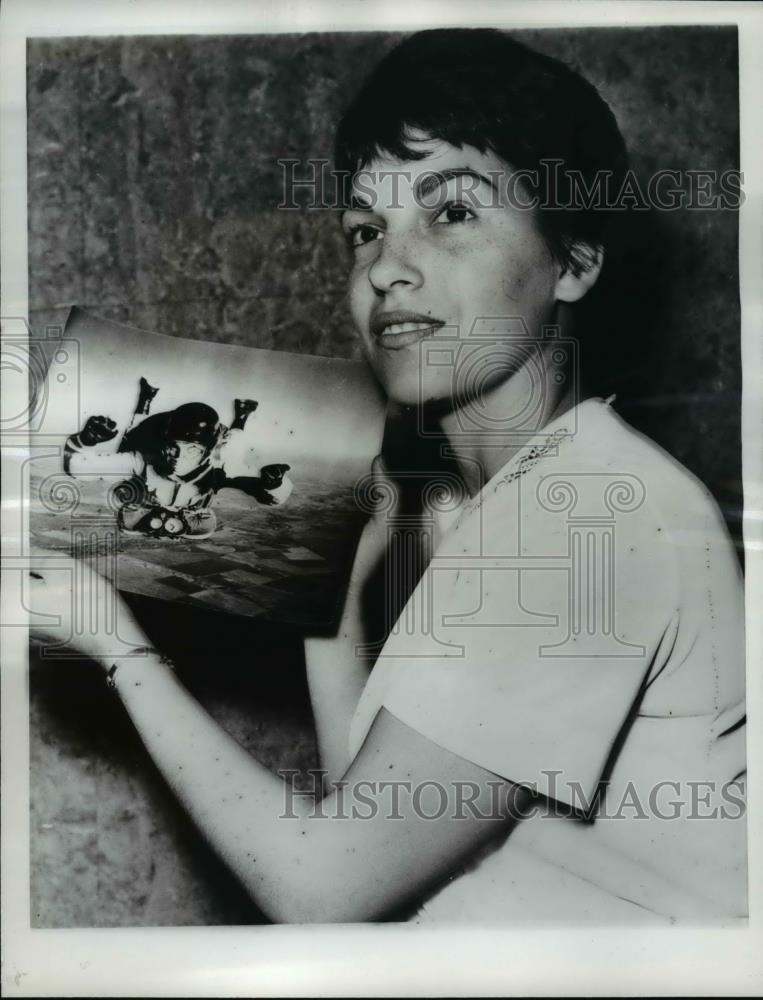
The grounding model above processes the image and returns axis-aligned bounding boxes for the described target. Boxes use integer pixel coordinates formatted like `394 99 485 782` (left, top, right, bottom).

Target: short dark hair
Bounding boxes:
335 28 629 274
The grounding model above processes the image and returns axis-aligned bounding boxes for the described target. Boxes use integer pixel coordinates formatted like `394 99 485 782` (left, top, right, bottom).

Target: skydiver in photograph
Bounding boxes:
63 376 292 539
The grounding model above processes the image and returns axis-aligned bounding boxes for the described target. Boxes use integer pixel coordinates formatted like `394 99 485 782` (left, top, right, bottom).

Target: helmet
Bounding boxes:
165 402 220 448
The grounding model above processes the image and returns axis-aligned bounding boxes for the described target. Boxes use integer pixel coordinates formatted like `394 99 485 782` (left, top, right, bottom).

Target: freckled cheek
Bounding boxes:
501 245 555 311
347 284 378 359
348 273 371 327
455 251 528 314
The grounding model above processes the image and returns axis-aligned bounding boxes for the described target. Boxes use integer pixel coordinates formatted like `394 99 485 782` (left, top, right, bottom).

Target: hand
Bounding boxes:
27 549 149 668
80 415 118 446
260 463 290 489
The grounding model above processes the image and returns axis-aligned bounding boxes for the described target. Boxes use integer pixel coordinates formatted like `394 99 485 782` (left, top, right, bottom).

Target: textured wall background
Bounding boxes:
26 26 742 926
27 27 742 524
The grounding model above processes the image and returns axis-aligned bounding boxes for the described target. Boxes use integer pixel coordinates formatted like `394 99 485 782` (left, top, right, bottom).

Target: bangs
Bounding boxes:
336 113 494 178
334 28 629 266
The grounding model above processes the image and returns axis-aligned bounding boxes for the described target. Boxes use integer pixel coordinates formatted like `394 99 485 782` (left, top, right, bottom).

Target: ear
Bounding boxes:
554 244 604 303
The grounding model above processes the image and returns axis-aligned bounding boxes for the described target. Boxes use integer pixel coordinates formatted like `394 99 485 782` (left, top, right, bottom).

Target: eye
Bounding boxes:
433 201 476 225
346 223 384 250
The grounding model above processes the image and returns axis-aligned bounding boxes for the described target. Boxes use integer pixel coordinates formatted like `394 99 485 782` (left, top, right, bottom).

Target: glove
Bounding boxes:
78 415 119 447
136 377 160 414
259 463 291 489
232 398 259 430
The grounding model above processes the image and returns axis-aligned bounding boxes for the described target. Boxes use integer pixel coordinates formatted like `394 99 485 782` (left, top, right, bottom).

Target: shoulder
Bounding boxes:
564 400 731 540
572 402 744 709
567 401 742 602
518 399 743 626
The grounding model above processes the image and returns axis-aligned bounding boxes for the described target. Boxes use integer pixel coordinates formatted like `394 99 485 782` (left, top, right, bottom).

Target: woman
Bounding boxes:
30 28 746 924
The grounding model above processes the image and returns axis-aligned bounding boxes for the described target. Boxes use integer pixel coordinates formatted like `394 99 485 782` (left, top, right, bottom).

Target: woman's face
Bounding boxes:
342 137 562 409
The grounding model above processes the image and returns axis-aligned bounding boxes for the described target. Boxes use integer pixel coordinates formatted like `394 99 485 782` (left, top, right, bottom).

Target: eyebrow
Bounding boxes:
415 167 499 202
344 166 500 215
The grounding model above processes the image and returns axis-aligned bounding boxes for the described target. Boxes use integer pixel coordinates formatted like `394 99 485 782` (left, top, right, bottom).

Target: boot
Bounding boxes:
136 376 160 415
231 398 259 430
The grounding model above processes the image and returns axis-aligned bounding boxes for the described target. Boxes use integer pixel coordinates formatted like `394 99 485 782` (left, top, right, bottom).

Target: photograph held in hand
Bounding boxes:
25 24 746 929
30 307 383 628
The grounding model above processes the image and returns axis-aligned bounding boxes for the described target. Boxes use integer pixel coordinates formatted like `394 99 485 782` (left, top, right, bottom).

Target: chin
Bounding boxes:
367 352 448 410
381 373 451 411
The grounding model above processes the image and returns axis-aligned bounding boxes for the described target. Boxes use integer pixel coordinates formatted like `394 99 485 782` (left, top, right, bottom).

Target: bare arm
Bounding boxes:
114 656 520 923
29 557 523 924
303 456 399 787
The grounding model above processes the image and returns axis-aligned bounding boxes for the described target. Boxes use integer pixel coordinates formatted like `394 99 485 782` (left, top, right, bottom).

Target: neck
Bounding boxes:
439 345 574 496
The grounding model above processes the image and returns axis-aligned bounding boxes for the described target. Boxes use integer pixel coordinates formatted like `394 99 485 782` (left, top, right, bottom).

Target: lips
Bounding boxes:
370 310 445 351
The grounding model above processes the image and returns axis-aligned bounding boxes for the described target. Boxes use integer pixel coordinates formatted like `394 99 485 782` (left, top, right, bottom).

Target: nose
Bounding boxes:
368 231 424 296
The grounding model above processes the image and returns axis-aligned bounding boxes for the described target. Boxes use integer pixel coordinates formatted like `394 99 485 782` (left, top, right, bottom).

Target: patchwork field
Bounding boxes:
30 472 366 626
